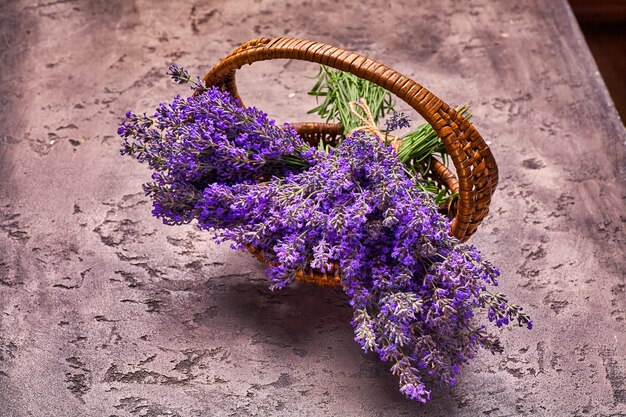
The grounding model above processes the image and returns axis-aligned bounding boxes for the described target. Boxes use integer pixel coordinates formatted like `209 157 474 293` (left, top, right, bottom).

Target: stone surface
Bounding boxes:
1 0 625 416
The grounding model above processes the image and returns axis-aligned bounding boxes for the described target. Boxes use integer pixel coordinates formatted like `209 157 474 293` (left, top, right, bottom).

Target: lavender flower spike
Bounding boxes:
119 69 532 403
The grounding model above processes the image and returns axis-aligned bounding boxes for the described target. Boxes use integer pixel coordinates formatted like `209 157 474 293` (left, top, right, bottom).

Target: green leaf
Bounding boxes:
306 65 474 201
306 66 396 136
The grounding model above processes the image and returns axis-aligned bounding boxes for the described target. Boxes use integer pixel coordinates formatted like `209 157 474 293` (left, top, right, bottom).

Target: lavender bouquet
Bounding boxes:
118 66 531 403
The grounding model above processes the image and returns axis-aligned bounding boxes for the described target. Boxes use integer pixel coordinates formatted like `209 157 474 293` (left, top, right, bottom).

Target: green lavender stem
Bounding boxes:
397 105 471 166
307 66 395 133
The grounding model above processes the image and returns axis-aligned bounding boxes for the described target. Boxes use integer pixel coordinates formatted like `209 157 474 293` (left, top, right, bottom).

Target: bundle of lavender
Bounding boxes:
118 66 531 403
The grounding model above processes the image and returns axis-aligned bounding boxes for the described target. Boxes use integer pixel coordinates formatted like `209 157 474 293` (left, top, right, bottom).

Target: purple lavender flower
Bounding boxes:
385 111 411 132
166 64 191 85
189 131 531 401
119 71 532 404
120 86 309 224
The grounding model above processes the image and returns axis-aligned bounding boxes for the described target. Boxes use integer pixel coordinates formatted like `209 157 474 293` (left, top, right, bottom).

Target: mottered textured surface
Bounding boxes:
1 0 625 416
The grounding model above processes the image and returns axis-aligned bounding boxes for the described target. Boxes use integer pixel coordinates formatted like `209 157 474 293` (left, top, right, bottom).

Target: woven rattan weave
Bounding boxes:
201 37 499 287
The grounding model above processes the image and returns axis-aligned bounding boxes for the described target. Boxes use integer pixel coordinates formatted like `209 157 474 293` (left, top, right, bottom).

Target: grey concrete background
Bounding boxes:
1 0 625 416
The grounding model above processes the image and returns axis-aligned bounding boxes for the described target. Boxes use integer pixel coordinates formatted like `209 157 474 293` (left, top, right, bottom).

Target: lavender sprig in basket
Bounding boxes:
119 62 531 402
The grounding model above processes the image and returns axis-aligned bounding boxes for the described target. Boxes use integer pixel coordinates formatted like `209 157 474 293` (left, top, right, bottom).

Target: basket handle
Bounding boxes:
201 37 498 241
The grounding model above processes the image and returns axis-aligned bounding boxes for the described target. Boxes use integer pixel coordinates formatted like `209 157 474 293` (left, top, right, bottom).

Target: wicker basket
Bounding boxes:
201 37 498 287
